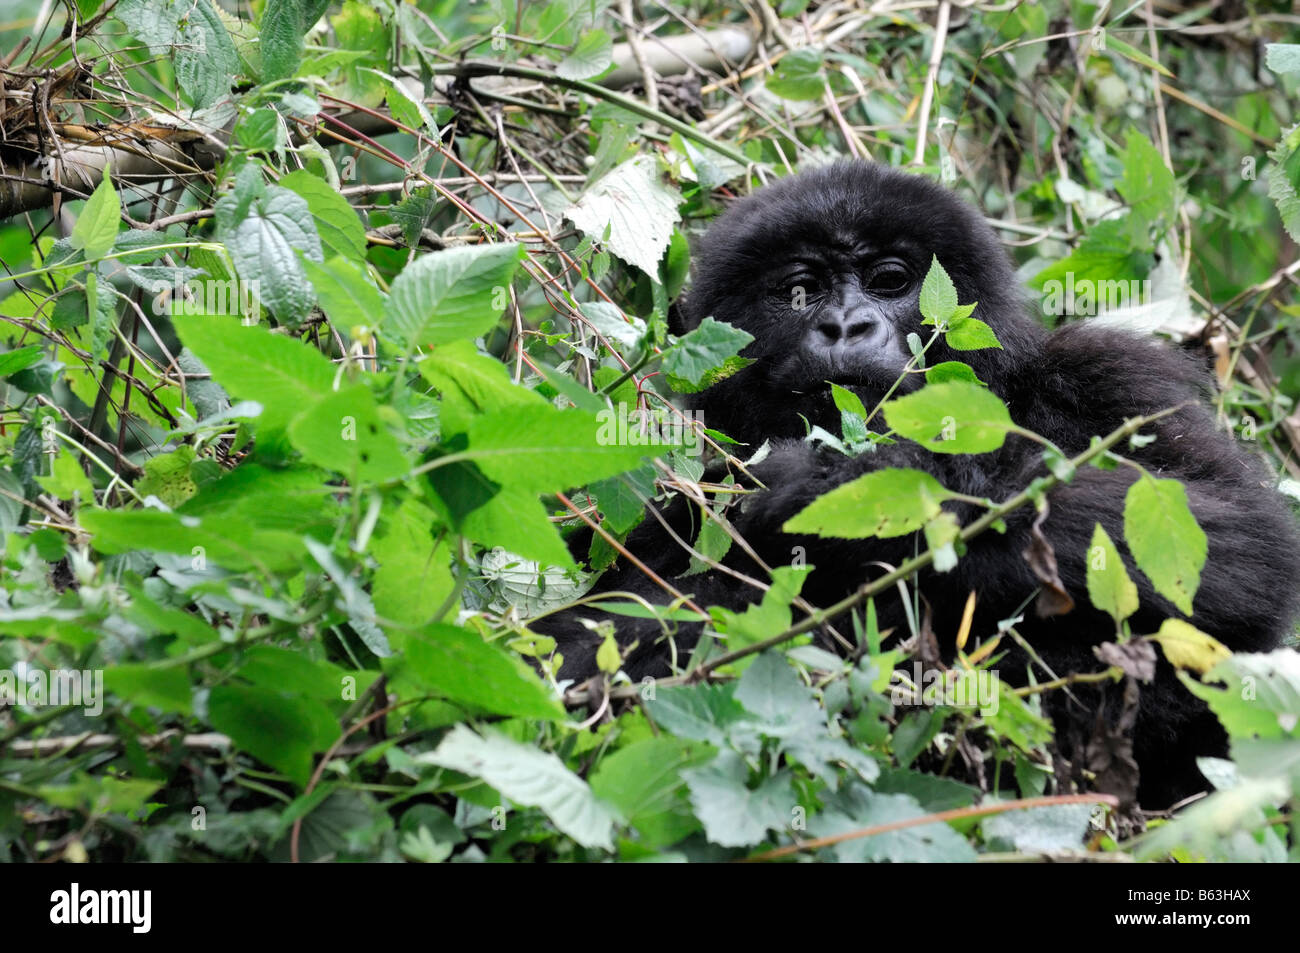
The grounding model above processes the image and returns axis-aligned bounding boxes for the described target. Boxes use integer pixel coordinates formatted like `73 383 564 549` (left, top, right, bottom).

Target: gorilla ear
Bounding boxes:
668 291 700 336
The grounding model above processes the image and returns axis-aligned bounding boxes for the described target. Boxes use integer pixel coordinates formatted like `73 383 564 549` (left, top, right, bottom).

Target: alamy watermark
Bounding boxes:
1041 272 1151 318
150 276 261 322
596 404 704 456
0 667 104 716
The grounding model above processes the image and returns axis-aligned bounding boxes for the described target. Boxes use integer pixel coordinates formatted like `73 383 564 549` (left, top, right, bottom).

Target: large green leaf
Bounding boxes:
288 386 409 482
785 467 954 539
1123 476 1206 616
116 0 237 107
280 170 368 263
214 181 322 325
463 404 665 494
209 684 339 787
382 244 524 357
396 624 564 721
173 316 333 432
303 256 384 331
883 381 1013 454
418 725 617 849
260 0 308 81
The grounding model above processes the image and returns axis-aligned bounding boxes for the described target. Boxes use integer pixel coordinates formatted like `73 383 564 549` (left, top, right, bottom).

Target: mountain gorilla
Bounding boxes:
541 161 1300 808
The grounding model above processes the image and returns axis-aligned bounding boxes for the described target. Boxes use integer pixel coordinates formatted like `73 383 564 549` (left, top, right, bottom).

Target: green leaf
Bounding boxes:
209 684 339 787
882 381 1013 454
829 382 867 418
173 316 333 432
80 508 306 572
785 467 953 539
235 108 282 153
765 47 826 101
1183 649 1300 740
396 624 564 720
381 243 524 357
557 29 614 80
1100 34 1173 78
116 0 237 107
925 361 984 386
371 497 455 625
1085 523 1138 624
214 183 322 324
464 404 667 494
589 737 713 849
982 803 1093 852
918 255 958 325
1266 44 1300 75
662 317 754 389
1031 217 1150 297
288 386 409 482
646 682 752 748
280 169 368 263
810 785 977 862
36 453 95 502
104 664 193 715
1123 476 1206 616
260 0 308 81
70 168 119 259
418 725 617 849
1118 131 1178 244
418 338 546 435
0 345 44 378
945 317 1001 351
302 256 383 331
682 750 796 847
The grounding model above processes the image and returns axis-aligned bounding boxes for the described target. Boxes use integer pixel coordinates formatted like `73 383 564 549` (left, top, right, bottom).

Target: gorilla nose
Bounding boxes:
811 310 886 352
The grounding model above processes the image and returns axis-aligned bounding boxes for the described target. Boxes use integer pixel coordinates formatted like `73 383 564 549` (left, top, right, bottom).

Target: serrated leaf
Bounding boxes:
117 0 237 107
945 317 1001 351
784 467 953 539
260 0 307 81
463 404 666 494
662 317 753 388
280 170 367 263
765 47 825 101
418 725 616 848
882 381 1013 454
1123 476 1206 615
918 255 958 324
70 168 119 259
1086 523 1138 624
398 624 564 720
172 316 333 432
382 243 523 357
565 156 682 275
214 183 322 324
682 750 795 847
302 256 383 331
557 29 613 81
288 386 409 482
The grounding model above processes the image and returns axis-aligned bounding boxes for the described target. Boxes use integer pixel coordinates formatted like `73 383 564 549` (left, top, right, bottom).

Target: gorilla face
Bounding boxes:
677 161 1039 446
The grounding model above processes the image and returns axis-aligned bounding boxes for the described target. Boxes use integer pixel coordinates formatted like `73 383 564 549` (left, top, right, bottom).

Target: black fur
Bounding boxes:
541 162 1300 808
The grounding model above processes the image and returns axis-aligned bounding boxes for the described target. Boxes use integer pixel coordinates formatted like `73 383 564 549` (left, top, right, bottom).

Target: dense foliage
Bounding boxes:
0 0 1298 862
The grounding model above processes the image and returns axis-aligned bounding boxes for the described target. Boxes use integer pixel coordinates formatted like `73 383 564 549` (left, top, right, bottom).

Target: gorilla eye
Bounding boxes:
867 263 911 296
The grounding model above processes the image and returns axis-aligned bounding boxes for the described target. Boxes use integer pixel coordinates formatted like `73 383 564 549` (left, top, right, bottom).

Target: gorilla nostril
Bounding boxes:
845 319 875 341
816 321 842 343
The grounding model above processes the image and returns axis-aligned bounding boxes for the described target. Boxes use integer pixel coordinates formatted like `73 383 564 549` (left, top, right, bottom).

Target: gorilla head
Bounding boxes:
675 162 1041 445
